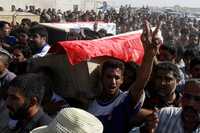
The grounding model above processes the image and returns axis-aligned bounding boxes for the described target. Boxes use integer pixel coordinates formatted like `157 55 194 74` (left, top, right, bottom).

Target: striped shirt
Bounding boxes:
130 107 200 133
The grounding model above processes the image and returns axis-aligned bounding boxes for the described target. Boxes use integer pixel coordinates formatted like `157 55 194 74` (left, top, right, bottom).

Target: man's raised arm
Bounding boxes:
129 20 162 105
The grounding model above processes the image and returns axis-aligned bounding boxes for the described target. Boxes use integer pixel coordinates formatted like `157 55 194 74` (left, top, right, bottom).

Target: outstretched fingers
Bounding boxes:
152 21 162 47
145 20 153 45
141 20 152 48
153 21 162 38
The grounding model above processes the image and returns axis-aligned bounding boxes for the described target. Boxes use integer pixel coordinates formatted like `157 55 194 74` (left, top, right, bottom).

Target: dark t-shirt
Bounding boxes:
2 108 52 133
143 90 181 110
88 91 143 133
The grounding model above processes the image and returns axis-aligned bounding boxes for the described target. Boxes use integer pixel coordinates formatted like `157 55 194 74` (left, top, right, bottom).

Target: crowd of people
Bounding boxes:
0 4 200 133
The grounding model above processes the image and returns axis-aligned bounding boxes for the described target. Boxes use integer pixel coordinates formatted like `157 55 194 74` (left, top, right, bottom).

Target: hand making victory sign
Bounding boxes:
141 20 162 56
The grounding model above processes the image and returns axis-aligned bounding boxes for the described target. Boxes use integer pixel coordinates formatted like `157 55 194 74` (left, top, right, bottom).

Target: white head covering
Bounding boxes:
30 107 103 133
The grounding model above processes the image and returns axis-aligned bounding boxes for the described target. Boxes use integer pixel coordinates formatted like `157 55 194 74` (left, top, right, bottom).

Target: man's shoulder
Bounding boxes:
0 70 16 83
156 108 183 132
26 108 52 130
42 44 50 50
4 70 16 81
87 91 128 116
5 36 17 45
35 110 52 126
159 107 182 118
160 107 181 113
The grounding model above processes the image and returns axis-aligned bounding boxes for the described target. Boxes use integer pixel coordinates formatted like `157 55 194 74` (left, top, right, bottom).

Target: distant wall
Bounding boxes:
0 0 98 11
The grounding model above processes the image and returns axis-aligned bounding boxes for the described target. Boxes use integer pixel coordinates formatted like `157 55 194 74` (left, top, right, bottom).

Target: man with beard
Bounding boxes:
2 73 51 133
29 26 50 58
131 79 200 133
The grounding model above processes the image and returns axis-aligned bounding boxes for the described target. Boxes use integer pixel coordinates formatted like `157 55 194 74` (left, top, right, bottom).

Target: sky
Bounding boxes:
110 0 200 8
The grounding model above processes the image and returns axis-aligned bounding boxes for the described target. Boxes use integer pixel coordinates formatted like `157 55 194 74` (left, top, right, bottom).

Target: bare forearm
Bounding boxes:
129 20 161 105
129 52 155 104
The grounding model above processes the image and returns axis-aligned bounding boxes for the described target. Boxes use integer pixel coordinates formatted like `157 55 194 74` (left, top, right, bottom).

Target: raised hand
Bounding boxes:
141 20 162 56
129 20 162 106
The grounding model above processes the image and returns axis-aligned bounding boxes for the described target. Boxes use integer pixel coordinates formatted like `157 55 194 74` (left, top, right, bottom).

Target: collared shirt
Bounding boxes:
32 43 50 58
1 108 52 133
130 107 200 133
88 91 144 133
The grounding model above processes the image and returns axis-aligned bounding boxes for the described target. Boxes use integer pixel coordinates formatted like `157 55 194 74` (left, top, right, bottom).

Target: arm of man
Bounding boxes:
135 108 154 123
129 109 159 133
128 20 162 105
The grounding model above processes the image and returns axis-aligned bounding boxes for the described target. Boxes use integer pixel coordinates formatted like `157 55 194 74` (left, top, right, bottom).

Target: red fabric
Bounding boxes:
49 32 144 65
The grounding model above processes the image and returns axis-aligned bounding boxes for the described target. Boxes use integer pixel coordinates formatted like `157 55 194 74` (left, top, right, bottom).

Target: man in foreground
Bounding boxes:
131 79 200 133
88 21 162 133
2 73 52 133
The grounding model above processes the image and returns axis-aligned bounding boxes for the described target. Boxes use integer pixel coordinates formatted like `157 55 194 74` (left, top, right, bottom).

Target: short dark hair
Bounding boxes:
21 18 31 26
12 45 32 58
18 27 29 35
101 59 125 76
190 56 200 70
154 61 181 80
9 73 45 104
29 25 48 38
160 44 177 56
0 21 10 29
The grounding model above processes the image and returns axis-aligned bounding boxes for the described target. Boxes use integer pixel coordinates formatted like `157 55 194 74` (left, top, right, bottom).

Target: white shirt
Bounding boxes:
32 44 50 58
130 107 200 133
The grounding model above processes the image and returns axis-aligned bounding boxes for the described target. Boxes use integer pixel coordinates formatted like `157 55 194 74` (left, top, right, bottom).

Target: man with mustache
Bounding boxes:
2 73 52 133
131 79 200 133
88 20 162 133
143 61 181 109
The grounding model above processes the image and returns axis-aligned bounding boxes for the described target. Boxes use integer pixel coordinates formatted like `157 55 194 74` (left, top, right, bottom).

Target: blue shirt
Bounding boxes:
5 36 17 46
33 43 50 58
88 91 144 133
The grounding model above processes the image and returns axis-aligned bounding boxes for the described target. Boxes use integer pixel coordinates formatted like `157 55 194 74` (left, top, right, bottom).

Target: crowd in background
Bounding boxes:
0 4 199 133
